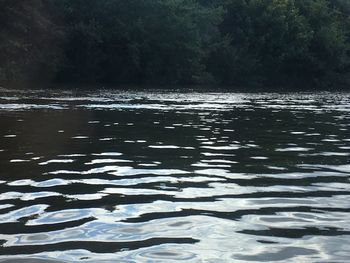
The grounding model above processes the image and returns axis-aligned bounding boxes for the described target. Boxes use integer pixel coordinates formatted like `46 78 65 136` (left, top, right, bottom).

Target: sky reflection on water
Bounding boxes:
0 89 349 262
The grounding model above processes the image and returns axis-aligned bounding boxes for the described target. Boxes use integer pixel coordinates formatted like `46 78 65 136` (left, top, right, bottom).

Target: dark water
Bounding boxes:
0 89 349 262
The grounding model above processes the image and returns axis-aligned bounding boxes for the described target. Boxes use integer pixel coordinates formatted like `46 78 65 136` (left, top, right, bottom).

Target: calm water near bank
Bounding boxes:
0 89 349 262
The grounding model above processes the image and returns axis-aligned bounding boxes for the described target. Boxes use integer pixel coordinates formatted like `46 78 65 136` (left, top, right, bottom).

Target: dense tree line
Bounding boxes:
0 0 63 85
1 0 350 89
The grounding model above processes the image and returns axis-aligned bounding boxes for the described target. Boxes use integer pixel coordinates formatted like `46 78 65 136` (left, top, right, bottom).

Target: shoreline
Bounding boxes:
0 83 347 93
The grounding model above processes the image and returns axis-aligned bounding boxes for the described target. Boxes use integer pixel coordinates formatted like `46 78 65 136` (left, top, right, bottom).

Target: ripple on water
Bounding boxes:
27 209 101 226
85 159 132 165
275 147 313 152
92 152 123 156
137 249 197 261
39 159 75 165
0 91 350 262
9 159 30 163
233 246 318 262
0 259 67 263
0 205 49 223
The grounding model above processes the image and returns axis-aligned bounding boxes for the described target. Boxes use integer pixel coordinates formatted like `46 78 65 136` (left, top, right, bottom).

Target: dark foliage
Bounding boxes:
0 0 63 86
0 0 349 89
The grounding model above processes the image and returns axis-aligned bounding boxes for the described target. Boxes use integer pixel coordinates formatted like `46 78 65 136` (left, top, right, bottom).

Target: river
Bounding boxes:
0 89 349 262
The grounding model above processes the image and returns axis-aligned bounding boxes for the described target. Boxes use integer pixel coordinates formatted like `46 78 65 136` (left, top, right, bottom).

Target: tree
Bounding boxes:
54 0 222 85
294 0 350 87
0 0 63 86
208 0 350 88
1 0 349 88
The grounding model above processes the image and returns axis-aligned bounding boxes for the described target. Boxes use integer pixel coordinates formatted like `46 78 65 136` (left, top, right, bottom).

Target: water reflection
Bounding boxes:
0 89 349 262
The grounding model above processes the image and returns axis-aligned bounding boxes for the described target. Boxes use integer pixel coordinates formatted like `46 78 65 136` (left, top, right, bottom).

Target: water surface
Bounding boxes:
0 89 349 262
